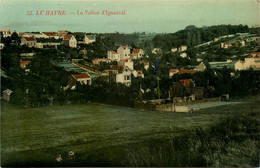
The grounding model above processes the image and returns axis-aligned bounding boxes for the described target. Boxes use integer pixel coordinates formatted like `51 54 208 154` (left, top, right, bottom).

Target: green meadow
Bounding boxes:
1 95 259 166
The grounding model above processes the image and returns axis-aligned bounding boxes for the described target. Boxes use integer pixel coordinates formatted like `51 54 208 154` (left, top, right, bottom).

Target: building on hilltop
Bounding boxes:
62 34 77 48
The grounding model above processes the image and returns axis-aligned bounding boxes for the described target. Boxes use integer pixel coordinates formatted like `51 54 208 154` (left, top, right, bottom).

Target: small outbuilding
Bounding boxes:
3 89 13 102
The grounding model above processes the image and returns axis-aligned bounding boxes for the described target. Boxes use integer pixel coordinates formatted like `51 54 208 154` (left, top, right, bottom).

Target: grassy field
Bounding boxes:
1 95 259 166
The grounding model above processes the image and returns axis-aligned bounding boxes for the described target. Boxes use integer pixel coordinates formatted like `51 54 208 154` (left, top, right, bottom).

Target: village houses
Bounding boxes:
62 34 77 48
117 46 131 59
107 50 120 61
235 52 260 70
42 32 60 39
132 70 144 78
109 65 131 87
131 49 144 59
57 30 69 38
65 73 92 90
0 29 12 38
83 34 96 44
21 37 37 47
118 58 134 70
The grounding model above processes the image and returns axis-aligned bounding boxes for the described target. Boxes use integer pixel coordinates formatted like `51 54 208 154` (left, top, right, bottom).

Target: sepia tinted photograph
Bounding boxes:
0 0 259 167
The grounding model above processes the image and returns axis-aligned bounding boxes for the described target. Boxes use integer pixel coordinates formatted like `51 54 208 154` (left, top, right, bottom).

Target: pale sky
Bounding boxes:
0 0 259 33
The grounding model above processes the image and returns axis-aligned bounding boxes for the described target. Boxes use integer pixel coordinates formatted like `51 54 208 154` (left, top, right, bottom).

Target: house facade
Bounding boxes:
117 46 131 59
66 73 91 90
131 49 144 59
107 50 120 61
62 34 77 48
235 55 260 70
83 34 96 44
21 37 37 47
109 65 131 86
0 29 11 38
132 70 144 78
118 58 134 70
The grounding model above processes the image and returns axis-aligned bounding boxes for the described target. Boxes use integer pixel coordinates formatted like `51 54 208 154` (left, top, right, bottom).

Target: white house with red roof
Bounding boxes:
117 46 130 59
42 32 59 39
19 60 31 72
21 37 37 47
57 30 68 38
66 73 91 90
132 70 144 78
131 49 144 59
0 29 11 38
139 61 149 70
107 50 120 61
83 34 96 44
62 34 77 48
118 58 134 70
169 69 179 78
109 65 131 86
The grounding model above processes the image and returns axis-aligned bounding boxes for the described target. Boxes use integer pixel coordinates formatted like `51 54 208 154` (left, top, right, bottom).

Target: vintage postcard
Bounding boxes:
0 0 259 167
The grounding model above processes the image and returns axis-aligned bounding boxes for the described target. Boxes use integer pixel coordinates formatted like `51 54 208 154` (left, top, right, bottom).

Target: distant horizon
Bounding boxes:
1 24 258 34
0 0 259 33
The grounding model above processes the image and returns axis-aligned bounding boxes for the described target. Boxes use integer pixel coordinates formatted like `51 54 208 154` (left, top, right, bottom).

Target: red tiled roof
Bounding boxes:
110 65 125 72
110 50 118 54
178 68 196 74
132 49 140 54
72 73 90 79
250 52 260 56
24 37 36 41
121 58 132 62
63 34 73 40
224 43 232 46
136 70 142 74
58 30 68 35
179 79 193 87
169 69 178 73
139 61 148 66
103 69 110 73
19 60 31 65
43 32 58 36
